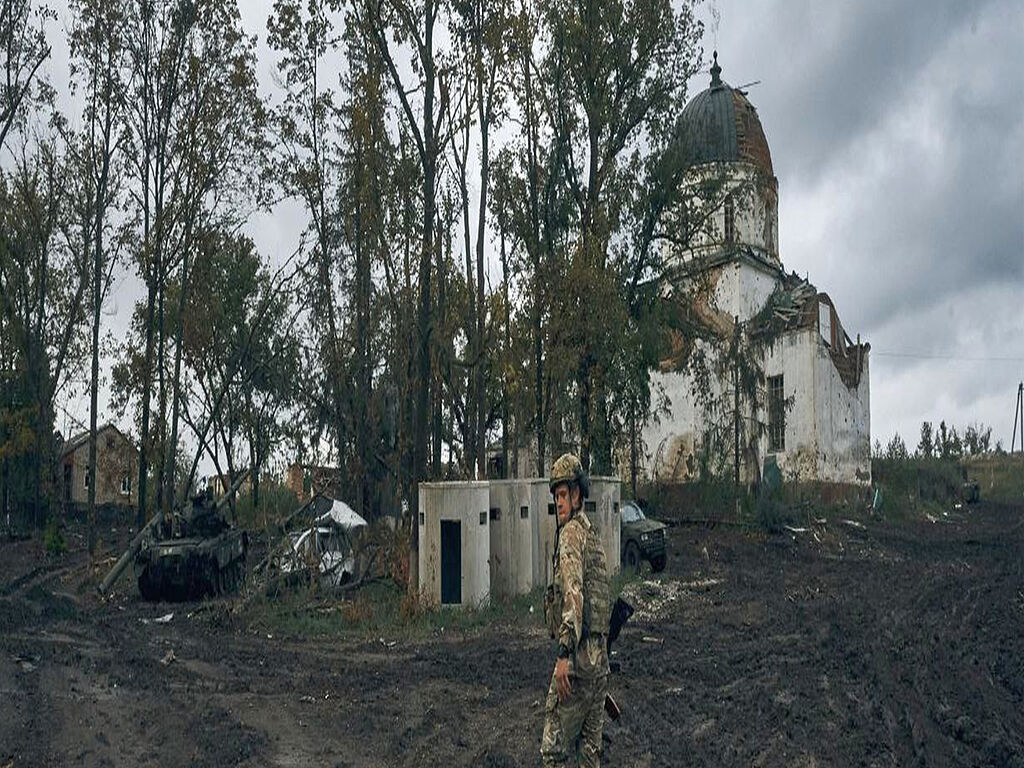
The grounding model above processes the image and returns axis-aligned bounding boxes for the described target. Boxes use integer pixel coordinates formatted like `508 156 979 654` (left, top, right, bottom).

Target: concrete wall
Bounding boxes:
488 480 536 598
528 480 558 590
418 482 491 608
587 478 622 574
811 346 871 484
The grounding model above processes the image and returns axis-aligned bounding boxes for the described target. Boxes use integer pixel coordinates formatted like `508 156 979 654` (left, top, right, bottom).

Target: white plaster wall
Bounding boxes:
419 482 491 608
588 478 622 576
761 329 821 480
645 367 704 480
811 347 871 484
678 164 778 262
488 480 536 598
529 480 558 590
645 325 871 486
714 260 781 323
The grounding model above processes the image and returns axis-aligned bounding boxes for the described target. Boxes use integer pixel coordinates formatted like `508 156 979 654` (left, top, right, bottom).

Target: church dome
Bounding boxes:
677 52 774 177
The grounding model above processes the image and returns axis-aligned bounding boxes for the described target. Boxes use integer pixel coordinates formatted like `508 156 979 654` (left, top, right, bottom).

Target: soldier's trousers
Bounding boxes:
540 672 607 767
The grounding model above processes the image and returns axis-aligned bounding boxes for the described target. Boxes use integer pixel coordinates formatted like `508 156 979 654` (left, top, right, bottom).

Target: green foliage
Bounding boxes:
872 456 966 519
962 454 1024 505
234 479 299 531
43 517 66 556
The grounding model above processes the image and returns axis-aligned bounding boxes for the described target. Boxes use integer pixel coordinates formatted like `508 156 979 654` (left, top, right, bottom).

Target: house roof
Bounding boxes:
59 423 136 458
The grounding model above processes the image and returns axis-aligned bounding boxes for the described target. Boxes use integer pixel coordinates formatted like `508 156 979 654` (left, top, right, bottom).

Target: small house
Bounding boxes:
59 423 137 515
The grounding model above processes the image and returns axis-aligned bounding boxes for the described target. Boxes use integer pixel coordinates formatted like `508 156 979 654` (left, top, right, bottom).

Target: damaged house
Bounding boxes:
642 54 871 485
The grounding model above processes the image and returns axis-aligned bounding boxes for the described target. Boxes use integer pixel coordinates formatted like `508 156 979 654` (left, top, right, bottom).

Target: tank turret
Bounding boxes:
98 470 250 601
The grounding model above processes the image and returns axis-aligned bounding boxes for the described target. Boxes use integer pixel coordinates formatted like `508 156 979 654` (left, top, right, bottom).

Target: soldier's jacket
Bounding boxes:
545 510 611 679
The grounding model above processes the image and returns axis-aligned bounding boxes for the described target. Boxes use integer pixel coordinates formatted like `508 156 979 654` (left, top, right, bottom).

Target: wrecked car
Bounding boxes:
281 525 358 585
620 501 667 573
271 495 368 586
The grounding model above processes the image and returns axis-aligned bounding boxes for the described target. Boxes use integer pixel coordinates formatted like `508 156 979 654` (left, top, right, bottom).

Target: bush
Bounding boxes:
44 518 66 556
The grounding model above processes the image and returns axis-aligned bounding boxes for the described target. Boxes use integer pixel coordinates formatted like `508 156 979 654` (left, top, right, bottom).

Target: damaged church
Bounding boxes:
642 54 871 486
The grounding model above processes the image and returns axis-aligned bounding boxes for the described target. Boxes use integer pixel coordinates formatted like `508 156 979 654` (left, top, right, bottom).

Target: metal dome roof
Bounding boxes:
677 52 774 176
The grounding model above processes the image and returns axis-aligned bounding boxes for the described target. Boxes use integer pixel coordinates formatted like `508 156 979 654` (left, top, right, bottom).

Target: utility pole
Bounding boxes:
1013 382 1024 453
733 316 741 487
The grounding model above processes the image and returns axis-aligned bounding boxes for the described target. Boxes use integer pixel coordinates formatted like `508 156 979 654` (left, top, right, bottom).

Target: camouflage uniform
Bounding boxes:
542 508 611 767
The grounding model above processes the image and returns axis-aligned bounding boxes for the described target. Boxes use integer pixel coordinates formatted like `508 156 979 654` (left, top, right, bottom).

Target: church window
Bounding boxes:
768 375 785 452
724 195 735 243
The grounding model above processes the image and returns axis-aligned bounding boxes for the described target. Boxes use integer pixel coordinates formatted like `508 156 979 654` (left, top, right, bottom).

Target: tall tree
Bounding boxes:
67 0 129 555
0 138 90 529
360 0 454 588
0 0 52 148
158 0 263 514
540 0 700 472
266 0 347 477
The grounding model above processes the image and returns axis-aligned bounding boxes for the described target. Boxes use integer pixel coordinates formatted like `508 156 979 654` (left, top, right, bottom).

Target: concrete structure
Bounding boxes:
487 480 536 599
59 423 137 513
418 482 491 607
586 477 622 573
642 53 870 486
421 477 622 605
530 480 558 589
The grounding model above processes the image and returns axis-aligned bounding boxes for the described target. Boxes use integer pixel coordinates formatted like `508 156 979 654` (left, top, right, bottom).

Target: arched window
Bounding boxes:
724 195 735 244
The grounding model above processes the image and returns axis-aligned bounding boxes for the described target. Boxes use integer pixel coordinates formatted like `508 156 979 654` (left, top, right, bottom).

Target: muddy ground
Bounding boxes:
2 500 1023 767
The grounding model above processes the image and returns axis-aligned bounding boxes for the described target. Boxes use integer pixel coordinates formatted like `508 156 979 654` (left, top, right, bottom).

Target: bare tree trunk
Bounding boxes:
161 241 193 516
474 80 490 480
499 215 509 480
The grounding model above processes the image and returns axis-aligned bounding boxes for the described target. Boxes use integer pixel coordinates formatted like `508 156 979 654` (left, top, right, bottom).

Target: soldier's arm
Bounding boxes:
557 522 585 653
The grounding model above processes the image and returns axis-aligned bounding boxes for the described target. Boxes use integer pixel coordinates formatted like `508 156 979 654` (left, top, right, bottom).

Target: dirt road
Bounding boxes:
2 501 1022 766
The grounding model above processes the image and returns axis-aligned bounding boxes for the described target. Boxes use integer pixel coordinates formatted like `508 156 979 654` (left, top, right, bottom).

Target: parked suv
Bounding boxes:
620 501 667 573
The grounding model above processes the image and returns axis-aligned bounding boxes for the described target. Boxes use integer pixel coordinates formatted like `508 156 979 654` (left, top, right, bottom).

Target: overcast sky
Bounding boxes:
40 0 1024 459
704 0 1024 449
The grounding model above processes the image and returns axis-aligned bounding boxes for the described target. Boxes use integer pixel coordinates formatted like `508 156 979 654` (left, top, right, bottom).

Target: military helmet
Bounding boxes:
549 453 590 499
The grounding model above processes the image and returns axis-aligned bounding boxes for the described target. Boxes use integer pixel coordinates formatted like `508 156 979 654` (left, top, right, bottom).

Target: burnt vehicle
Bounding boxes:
274 495 367 586
620 501 667 573
98 470 250 601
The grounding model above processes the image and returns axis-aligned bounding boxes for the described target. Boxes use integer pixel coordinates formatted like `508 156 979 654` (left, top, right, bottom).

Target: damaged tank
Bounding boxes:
133 471 250 601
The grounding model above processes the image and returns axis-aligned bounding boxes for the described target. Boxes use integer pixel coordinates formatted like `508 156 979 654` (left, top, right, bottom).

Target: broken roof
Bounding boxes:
59 423 135 458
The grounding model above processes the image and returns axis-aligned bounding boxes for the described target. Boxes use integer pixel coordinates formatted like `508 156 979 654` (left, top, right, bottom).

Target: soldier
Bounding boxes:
541 453 611 767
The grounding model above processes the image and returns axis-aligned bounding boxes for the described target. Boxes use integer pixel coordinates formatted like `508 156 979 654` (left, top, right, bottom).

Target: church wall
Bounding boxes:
761 328 871 484
714 260 781 323
811 345 871 484
644 326 870 486
761 328 821 480
681 164 778 262
644 368 704 481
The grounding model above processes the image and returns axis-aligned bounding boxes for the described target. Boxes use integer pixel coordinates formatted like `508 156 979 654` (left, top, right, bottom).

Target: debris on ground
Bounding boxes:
140 612 174 625
13 653 38 672
160 650 176 665
621 578 724 622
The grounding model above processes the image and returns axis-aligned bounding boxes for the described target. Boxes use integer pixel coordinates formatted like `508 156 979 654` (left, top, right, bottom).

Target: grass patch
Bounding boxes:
246 561 646 642
963 454 1024 505
245 580 548 641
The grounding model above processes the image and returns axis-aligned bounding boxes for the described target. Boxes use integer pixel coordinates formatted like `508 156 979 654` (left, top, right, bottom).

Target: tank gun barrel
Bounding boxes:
97 510 163 595
97 467 251 595
216 468 251 510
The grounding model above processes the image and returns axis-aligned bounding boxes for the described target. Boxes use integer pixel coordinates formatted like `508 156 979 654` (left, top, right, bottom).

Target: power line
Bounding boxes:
872 351 1024 363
